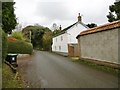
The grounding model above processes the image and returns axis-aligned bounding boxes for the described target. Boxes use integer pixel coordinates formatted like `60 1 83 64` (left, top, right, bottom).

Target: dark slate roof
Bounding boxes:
76 20 120 38
53 21 88 37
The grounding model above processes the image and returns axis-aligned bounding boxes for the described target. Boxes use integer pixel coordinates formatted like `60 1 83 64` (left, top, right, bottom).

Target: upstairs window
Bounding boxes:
61 36 63 41
56 38 57 42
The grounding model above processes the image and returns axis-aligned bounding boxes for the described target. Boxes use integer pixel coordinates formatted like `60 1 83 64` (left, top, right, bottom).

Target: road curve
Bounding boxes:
18 51 119 88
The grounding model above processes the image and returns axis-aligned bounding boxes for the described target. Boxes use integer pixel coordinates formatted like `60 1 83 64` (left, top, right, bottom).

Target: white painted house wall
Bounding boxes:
67 23 88 43
52 22 88 54
52 13 88 54
52 33 68 53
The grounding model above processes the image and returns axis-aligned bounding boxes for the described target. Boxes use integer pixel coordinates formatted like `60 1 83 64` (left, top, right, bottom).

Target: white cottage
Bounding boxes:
52 13 88 56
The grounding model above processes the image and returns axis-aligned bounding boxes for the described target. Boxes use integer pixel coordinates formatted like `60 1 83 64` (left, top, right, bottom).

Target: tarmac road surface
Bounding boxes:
18 51 119 88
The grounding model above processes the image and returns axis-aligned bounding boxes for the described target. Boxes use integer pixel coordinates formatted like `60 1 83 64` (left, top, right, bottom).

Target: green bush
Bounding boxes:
11 31 24 41
0 28 8 61
12 31 31 43
24 38 31 43
7 40 33 54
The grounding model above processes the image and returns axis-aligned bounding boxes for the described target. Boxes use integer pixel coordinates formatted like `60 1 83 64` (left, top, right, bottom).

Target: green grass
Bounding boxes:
2 63 24 88
72 59 120 77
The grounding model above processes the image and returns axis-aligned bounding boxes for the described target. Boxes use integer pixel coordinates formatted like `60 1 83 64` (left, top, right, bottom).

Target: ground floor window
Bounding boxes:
59 46 61 50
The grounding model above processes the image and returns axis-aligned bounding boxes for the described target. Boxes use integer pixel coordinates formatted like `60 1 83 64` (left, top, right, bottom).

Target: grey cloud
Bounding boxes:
36 2 73 21
14 0 115 28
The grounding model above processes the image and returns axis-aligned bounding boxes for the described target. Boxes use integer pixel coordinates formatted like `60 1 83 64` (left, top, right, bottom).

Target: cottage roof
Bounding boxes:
53 21 88 37
76 20 120 38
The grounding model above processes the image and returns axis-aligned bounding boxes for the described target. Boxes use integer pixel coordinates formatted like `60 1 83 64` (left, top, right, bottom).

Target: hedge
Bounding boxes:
0 28 8 61
7 39 33 54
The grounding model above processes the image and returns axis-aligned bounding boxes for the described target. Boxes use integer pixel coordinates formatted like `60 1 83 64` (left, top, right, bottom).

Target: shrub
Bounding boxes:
7 39 33 54
7 37 17 42
24 38 31 43
11 31 24 41
0 28 8 61
12 31 31 43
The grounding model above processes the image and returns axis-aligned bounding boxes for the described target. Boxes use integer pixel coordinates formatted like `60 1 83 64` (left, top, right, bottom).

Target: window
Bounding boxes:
56 38 57 42
59 46 61 50
61 36 63 41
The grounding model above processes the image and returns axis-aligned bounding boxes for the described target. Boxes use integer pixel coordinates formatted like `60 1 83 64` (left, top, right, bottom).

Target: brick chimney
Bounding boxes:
78 13 82 22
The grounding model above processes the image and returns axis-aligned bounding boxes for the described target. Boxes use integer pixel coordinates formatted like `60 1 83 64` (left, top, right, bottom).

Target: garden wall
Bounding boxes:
77 20 120 67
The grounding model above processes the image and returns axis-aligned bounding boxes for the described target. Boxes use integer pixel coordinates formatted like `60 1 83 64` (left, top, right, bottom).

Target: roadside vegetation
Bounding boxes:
2 63 24 88
1 2 33 88
11 31 25 41
1 29 33 87
72 59 120 77
1 28 32 88
22 25 52 51
7 36 33 54
1 28 7 61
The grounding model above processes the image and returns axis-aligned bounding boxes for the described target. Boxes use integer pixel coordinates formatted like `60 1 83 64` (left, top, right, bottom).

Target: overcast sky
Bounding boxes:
14 0 115 29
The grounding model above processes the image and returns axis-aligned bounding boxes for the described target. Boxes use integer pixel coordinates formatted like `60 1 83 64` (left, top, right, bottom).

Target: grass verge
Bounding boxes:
2 63 24 88
72 59 120 77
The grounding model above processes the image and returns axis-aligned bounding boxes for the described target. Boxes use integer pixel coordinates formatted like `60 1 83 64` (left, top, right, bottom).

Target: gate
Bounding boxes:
68 44 79 57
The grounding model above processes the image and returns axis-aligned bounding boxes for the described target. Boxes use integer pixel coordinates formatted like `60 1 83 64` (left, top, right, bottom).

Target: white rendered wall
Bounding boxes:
67 23 87 44
52 22 88 53
52 33 68 53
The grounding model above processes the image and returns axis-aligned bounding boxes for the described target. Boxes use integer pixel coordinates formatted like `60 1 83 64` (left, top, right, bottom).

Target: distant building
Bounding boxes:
52 13 88 56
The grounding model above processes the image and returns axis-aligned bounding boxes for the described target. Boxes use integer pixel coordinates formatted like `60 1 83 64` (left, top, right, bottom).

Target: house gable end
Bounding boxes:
53 21 88 38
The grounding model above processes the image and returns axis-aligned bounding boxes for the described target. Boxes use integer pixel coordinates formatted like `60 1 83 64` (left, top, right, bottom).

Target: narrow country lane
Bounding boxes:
18 51 119 88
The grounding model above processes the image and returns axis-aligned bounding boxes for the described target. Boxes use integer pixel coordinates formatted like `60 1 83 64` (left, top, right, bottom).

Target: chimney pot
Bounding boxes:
78 13 82 22
59 25 62 30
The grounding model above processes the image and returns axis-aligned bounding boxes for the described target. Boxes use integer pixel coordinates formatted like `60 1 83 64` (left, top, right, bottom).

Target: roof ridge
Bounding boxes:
62 22 77 31
78 21 89 28
53 21 88 37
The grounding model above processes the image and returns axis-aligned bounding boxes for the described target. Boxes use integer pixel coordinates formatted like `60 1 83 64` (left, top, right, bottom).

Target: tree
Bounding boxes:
107 1 120 22
0 2 2 26
22 25 52 50
2 2 17 34
86 23 97 28
32 29 44 49
52 29 61 36
43 31 52 51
